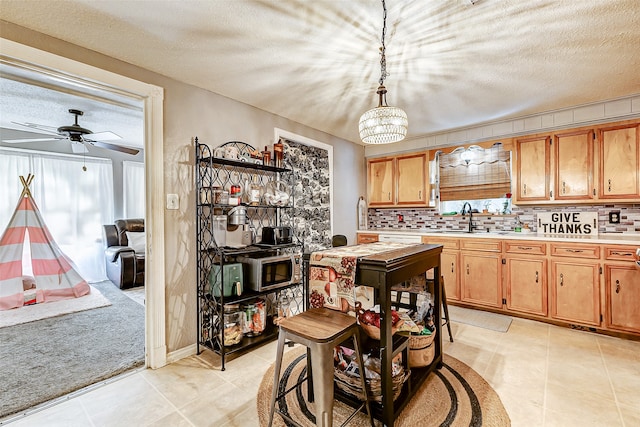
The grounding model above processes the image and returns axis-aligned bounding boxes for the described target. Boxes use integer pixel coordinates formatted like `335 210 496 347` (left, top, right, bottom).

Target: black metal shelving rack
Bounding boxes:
195 138 304 370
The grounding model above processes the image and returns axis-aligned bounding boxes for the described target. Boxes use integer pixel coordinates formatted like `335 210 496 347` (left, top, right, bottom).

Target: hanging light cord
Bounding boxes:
378 0 388 86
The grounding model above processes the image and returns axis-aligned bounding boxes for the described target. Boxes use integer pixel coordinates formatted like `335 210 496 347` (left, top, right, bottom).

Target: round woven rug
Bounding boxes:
257 348 510 427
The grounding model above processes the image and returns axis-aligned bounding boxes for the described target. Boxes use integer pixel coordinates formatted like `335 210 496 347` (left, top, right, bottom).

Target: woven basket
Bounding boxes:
407 329 436 368
359 320 403 340
334 365 407 402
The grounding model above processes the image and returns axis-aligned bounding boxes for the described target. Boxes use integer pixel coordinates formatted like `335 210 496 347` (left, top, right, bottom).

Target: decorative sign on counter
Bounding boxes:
537 212 598 235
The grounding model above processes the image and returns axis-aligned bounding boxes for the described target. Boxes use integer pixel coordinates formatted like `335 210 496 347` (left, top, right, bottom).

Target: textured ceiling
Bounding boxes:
1 0 640 145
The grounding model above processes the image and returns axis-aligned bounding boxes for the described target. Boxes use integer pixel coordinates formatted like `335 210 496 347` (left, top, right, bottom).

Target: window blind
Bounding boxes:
439 144 511 201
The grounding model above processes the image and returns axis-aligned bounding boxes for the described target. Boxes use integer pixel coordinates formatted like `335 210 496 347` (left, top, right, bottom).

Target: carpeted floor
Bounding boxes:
0 280 144 419
257 347 510 427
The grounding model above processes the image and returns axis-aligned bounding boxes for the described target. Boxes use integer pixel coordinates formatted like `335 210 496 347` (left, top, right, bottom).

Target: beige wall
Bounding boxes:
0 21 366 353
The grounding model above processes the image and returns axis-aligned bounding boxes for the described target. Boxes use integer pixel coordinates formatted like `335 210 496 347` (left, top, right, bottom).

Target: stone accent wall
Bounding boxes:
368 204 640 234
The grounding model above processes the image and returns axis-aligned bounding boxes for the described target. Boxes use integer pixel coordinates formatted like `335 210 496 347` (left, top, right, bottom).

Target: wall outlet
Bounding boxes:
166 194 179 210
608 211 620 224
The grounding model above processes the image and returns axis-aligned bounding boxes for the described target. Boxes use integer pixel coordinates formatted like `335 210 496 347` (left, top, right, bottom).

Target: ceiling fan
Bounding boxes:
3 109 139 155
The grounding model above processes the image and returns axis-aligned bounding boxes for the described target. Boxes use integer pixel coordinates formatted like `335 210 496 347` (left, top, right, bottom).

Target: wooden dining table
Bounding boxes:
307 242 444 427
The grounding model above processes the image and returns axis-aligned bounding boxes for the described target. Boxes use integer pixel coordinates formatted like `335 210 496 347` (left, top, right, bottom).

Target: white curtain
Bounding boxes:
122 161 145 219
0 147 114 282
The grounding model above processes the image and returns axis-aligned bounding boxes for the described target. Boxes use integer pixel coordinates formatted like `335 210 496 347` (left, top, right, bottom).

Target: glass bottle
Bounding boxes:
273 140 284 168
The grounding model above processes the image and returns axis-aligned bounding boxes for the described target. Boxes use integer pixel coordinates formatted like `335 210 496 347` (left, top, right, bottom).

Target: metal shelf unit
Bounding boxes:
195 138 304 370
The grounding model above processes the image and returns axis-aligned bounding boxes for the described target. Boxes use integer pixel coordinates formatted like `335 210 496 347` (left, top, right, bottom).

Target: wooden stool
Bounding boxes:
268 308 374 427
439 278 454 343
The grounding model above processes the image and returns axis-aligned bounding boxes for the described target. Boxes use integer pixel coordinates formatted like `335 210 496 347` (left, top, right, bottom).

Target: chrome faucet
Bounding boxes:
462 202 474 233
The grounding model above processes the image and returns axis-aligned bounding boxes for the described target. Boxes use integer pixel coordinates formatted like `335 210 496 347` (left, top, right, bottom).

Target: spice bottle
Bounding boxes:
262 146 271 166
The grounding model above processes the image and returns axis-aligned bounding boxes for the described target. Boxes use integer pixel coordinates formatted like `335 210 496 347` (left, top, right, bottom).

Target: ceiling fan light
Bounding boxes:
359 106 408 144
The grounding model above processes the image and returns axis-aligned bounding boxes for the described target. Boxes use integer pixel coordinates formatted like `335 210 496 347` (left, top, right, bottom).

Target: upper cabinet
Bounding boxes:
598 123 640 199
515 119 640 205
367 152 432 207
367 157 395 206
554 129 595 201
516 135 550 202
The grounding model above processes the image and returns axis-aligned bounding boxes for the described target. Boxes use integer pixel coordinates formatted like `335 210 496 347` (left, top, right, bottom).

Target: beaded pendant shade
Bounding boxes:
359 0 408 145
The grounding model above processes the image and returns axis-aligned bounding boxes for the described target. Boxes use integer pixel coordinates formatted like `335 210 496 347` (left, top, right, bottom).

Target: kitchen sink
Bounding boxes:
425 230 512 235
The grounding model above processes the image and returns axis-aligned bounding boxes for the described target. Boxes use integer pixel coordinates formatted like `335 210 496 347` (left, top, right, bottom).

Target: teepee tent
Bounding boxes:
0 174 90 310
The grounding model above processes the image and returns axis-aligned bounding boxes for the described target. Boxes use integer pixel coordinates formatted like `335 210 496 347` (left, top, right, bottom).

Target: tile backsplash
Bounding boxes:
368 204 640 234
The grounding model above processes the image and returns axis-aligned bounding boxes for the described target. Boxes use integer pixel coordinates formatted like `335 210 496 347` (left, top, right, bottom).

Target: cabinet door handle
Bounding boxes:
451 262 454 273
565 249 583 253
419 190 422 199
559 273 564 286
523 183 527 195
466 264 470 275
517 246 533 251
562 181 566 194
388 192 391 201
615 280 620 294
611 251 633 257
535 271 539 284
608 179 612 192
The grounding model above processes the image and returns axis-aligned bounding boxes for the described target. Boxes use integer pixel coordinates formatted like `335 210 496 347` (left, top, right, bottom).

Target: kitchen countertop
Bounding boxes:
357 229 640 245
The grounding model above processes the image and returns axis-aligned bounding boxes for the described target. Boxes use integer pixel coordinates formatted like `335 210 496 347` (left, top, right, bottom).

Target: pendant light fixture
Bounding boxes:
359 0 408 145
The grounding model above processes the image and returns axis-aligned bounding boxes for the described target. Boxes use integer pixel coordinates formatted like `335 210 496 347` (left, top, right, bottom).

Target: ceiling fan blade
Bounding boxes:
89 131 121 141
70 142 89 154
2 137 65 143
86 140 139 155
11 121 61 135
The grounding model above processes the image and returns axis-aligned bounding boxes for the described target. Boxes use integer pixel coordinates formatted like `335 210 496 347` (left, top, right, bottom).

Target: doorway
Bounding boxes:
0 38 166 417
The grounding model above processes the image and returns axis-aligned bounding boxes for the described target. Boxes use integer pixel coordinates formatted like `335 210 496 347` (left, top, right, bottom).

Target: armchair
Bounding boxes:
103 219 145 289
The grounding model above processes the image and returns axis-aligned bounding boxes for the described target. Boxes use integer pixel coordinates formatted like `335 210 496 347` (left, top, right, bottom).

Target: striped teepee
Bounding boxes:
0 174 89 310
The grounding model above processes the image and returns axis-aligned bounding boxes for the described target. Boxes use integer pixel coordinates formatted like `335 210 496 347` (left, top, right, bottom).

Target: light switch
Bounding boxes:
166 194 179 210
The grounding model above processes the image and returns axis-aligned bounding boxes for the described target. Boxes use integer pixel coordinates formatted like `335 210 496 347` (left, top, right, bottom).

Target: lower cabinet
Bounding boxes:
441 251 461 301
356 233 379 244
504 240 548 317
604 244 640 334
460 239 502 308
505 257 548 316
422 236 461 302
549 243 601 326
605 264 640 334
550 260 601 326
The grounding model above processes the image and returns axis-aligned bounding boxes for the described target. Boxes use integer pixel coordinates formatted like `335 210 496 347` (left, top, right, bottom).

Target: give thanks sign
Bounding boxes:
537 212 598 235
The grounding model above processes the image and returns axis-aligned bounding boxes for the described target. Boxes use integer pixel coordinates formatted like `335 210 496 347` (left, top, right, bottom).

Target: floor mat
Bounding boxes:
0 285 111 328
448 305 512 332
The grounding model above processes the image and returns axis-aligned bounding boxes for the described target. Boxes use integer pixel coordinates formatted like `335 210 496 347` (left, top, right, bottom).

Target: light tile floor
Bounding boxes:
3 317 640 427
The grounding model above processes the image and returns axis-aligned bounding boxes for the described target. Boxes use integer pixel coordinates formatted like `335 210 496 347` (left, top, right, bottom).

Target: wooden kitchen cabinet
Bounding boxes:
550 242 600 326
357 233 379 244
605 264 640 334
367 157 395 206
603 245 640 334
504 241 548 317
598 123 640 200
460 239 502 308
554 129 595 201
422 236 460 301
516 135 550 202
513 119 640 205
396 153 429 205
366 152 431 208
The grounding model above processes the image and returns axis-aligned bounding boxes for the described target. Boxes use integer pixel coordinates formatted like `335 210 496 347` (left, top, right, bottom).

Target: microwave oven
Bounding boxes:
237 252 302 292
